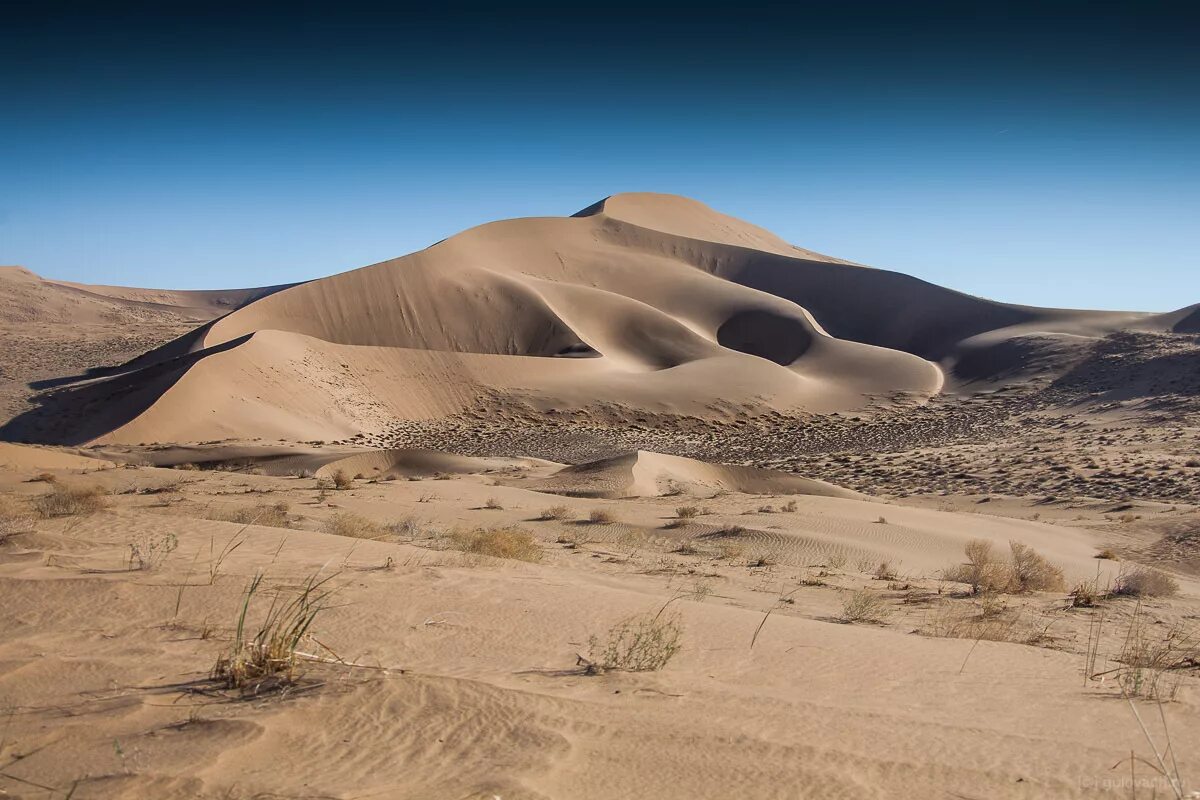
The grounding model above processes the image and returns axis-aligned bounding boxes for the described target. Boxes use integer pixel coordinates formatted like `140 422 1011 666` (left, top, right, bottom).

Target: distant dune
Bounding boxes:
1 193 1192 445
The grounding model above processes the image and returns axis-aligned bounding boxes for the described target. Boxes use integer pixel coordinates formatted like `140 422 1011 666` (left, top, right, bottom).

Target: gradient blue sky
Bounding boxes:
2 1 1197 311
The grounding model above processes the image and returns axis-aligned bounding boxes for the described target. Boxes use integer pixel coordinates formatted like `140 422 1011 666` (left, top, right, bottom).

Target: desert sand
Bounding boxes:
1 194 1198 799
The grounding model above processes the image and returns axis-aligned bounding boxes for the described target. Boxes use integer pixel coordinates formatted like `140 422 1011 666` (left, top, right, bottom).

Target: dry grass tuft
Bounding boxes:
32 484 108 518
211 570 336 695
210 502 292 529
128 532 178 570
483 497 504 510
536 505 571 521
586 611 683 672
323 512 387 540
1112 566 1180 598
781 500 798 512
1096 548 1118 560
675 505 700 519
448 525 541 562
588 508 617 524
841 589 891 624
0 495 35 542
29 472 57 484
330 469 353 490
1008 541 1065 592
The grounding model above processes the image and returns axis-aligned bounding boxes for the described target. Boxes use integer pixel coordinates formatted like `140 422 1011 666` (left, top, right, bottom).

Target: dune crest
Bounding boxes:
2 193 1190 446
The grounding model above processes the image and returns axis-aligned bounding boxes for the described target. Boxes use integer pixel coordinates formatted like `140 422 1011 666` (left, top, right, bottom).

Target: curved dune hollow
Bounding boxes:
3 192 1185 446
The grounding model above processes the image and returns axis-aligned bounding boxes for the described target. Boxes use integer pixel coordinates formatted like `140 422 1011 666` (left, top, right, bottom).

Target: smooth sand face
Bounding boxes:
1 194 1198 798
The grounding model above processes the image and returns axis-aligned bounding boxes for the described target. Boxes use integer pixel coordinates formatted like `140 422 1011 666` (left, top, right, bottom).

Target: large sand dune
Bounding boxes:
2 194 1191 446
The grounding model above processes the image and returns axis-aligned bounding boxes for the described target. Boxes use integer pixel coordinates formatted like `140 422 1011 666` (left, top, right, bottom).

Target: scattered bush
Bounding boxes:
1070 579 1102 608
781 500 798 513
1095 548 1118 560
757 504 775 514
32 484 108 518
210 502 292 529
323 512 387 540
587 611 683 672
588 508 616 524
483 497 504 510
212 570 336 695
874 561 898 581
841 589 891 624
675 506 700 519
537 505 571 521
1008 541 1065 592
1112 566 1179 598
944 539 1064 594
448 526 541 562
330 469 353 490
29 472 56 484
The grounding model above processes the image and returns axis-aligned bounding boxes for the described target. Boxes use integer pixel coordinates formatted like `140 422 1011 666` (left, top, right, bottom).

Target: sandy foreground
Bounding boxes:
0 444 1197 799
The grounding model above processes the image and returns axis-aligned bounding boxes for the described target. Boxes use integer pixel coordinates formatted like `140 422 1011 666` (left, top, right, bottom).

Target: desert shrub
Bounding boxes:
715 541 745 560
944 539 1063 594
1070 578 1102 608
781 500 798 512
210 502 292 529
841 589 891 624
29 472 56 484
588 508 616 524
387 516 420 538
32 484 108 518
483 497 504 510
1095 548 1118 560
747 548 781 568
212 570 336 695
1008 541 1065 592
1112 566 1179 598
323 512 387 540
874 561 898 581
675 506 700 519
587 611 683 672
448 526 541 562
128 532 178 570
330 469 353 490
536 505 571 521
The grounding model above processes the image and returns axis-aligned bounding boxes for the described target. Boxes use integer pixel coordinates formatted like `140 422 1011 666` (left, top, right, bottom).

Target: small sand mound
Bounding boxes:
521 450 860 499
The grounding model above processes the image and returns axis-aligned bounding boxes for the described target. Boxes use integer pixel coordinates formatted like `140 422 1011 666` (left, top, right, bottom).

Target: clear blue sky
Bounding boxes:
2 1 1197 311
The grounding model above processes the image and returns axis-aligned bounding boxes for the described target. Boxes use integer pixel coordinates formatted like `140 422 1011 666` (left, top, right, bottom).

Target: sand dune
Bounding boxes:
2 194 1191 446
517 449 860 500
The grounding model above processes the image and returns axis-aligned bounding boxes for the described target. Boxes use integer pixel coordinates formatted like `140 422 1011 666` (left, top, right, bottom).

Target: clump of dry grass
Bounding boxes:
1096 548 1118 560
28 472 57 484
586 611 683 672
387 516 420 538
675 505 700 519
536 505 571 521
128 531 178 570
330 469 353 490
323 512 387 540
841 589 891 623
448 525 541 562
0 495 35 542
874 561 898 581
1108 606 1199 701
943 539 1064 594
588 508 617 524
210 502 292 529
211 570 336 695
483 497 504 510
1112 566 1179 598
32 484 108 518
781 500 798 512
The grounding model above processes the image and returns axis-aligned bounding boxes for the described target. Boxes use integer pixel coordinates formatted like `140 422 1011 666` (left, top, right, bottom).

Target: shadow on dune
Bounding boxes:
716 309 813 365
1 335 251 445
